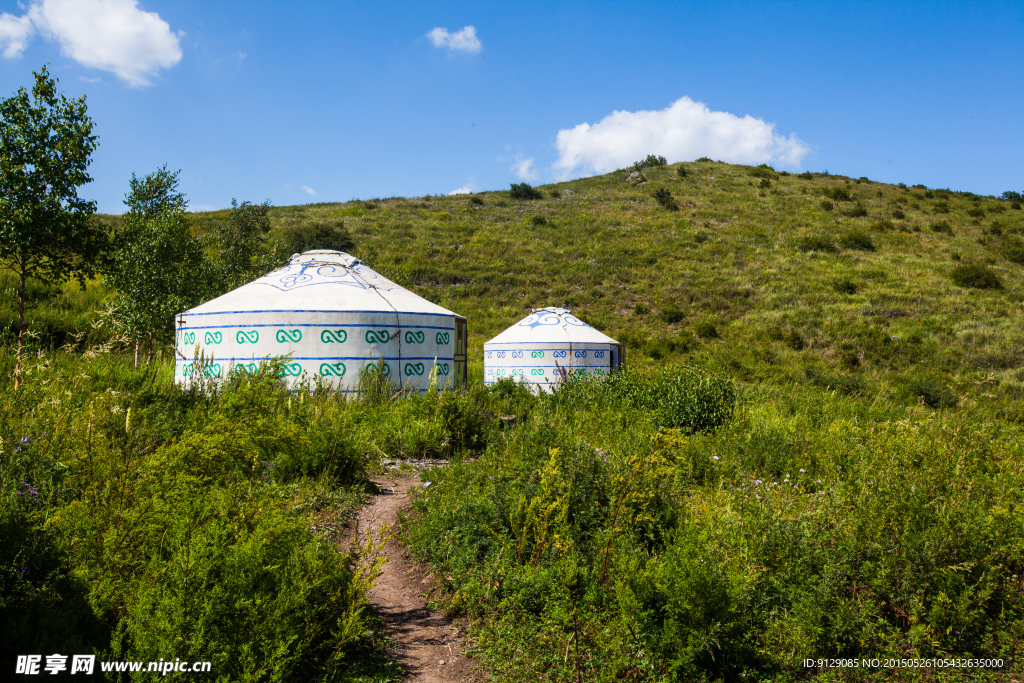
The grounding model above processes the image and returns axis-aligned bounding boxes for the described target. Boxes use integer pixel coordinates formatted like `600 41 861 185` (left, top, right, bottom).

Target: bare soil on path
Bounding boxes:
354 476 483 683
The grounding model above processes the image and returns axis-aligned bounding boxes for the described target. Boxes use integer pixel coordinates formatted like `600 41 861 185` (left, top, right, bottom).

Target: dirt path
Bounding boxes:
354 476 482 683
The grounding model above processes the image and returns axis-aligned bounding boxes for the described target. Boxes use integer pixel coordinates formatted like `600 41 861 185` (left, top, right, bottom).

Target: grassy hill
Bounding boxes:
3 161 1024 681
265 160 1020 416
6 159 1023 419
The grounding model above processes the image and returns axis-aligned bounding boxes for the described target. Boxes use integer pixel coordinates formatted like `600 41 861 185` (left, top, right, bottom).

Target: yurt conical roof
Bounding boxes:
483 307 622 393
175 250 467 391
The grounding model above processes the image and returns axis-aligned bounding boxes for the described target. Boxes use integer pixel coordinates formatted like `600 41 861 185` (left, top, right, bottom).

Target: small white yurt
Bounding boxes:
483 307 623 393
174 251 467 392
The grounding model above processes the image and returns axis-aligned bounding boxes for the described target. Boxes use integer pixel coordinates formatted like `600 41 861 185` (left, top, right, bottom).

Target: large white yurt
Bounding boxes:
483 307 623 393
174 250 467 392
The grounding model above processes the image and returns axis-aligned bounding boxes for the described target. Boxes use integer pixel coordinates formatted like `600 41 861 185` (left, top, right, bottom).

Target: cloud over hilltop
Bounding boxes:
552 97 810 179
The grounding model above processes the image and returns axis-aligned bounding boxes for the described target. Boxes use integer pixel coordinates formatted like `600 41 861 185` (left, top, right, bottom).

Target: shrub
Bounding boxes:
632 154 668 171
967 206 986 218
676 166 687 178
931 221 954 235
840 230 875 251
797 235 837 253
509 183 543 200
280 220 354 255
651 187 679 211
694 320 719 339
950 263 1002 289
933 201 950 214
759 178 771 189
530 215 548 226
633 302 649 315
867 219 894 232
1001 190 1022 202
820 200 834 212
783 328 805 350
798 171 813 180
845 202 868 217
660 305 684 324
823 187 852 201
749 165 777 181
1002 237 1024 265
833 278 859 294
470 196 484 205
891 208 905 219
603 365 736 432
695 156 712 163
907 375 956 408
549 189 561 198
1012 202 1022 211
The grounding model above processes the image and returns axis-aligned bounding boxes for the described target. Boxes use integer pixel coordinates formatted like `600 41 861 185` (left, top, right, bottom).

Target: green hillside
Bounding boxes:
272 160 1020 415
6 159 1023 417
3 161 1024 681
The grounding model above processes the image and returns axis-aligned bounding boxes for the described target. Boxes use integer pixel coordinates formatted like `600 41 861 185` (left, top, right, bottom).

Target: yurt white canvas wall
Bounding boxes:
174 251 467 392
483 307 623 394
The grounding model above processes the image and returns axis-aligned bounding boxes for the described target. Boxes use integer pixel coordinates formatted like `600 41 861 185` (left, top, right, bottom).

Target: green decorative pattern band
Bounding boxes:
404 330 425 344
236 330 259 344
319 362 346 377
365 330 391 344
204 331 222 344
321 329 348 344
276 329 302 343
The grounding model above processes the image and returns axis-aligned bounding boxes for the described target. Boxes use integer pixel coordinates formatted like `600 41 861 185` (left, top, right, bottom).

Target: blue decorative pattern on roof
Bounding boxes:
253 262 395 292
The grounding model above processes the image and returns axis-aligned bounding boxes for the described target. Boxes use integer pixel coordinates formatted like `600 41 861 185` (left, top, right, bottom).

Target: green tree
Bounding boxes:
125 163 187 219
104 167 205 365
0 66 100 389
105 209 205 365
210 199 279 291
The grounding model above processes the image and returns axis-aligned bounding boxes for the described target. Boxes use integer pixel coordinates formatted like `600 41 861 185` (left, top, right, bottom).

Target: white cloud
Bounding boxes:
512 156 537 181
552 96 810 179
301 186 317 196
448 186 472 195
427 25 481 54
0 0 182 87
0 13 34 58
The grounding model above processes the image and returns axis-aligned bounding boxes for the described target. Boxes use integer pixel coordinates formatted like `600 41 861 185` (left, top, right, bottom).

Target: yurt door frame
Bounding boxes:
454 317 468 390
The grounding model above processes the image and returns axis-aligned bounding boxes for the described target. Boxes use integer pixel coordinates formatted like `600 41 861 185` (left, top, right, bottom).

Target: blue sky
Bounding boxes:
0 0 1021 214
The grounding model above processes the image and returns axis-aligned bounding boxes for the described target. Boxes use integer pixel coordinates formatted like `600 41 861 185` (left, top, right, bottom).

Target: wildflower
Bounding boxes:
816 479 822 483
423 481 432 488
713 456 719 461
799 468 805 473
488 476 493 480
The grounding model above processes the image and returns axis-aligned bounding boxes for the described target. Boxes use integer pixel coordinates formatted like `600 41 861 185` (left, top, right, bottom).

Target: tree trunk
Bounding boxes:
146 332 153 365
134 342 139 368
14 268 26 390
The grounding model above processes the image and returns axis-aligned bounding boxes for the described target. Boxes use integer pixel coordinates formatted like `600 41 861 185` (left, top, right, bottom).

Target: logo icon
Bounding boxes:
436 362 450 376
531 350 544 358
365 330 391 344
204 331 222 344
184 332 195 345
320 362 346 377
497 351 506 358
404 362 426 376
553 350 566 358
512 351 523 359
276 329 302 343
404 330 425 344
574 350 587 358
531 368 544 375
436 331 450 345
237 330 259 344
321 329 347 344
594 350 605 358
512 368 523 376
